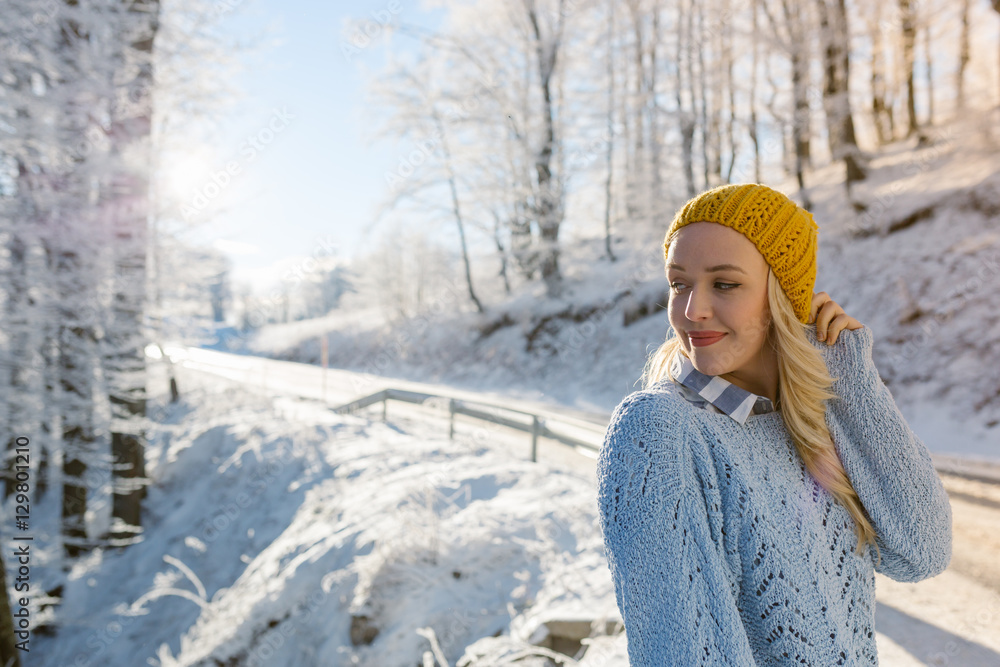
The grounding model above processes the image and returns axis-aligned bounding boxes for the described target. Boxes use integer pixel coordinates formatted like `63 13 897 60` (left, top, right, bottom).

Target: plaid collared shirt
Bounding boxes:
668 354 777 425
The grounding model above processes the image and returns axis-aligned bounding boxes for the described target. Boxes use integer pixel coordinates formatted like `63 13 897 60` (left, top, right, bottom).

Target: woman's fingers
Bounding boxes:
810 291 864 345
809 291 830 325
823 312 852 345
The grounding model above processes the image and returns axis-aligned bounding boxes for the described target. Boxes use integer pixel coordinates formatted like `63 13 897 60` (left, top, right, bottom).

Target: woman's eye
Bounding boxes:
669 282 740 291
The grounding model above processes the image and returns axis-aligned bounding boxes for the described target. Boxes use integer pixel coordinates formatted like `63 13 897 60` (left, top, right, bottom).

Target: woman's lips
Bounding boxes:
689 332 726 347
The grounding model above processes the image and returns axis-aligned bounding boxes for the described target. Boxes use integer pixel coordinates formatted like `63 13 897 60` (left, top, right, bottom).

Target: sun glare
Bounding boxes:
157 145 219 209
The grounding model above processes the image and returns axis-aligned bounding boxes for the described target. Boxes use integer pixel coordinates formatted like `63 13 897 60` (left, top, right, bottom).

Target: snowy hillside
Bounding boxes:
28 366 627 667
248 116 1000 461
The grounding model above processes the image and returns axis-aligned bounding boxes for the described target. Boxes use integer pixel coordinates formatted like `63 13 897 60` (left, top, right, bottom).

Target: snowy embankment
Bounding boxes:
30 367 626 667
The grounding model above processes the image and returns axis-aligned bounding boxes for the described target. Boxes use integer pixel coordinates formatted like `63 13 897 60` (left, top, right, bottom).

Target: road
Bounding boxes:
163 346 1000 666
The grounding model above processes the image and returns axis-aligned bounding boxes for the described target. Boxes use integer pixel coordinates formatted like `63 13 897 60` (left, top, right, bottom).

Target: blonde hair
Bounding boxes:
640 233 881 565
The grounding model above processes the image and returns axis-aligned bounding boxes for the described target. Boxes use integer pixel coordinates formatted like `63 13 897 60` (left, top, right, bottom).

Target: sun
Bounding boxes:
155 144 219 212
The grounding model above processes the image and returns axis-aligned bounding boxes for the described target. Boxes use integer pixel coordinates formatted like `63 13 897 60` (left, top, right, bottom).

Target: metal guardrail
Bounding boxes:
332 389 1000 485
332 388 606 462
175 345 1000 482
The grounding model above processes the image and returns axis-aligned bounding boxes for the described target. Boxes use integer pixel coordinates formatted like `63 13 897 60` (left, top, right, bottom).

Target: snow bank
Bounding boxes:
31 370 624 667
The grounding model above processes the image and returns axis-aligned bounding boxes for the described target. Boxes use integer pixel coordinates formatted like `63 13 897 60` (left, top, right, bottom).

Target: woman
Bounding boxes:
596 183 952 665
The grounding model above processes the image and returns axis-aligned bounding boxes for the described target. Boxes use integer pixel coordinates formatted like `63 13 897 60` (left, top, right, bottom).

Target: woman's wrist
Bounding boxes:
806 323 878 387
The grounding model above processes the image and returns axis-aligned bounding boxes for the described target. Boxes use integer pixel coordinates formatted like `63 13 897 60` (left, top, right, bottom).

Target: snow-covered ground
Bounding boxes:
25 362 627 667
18 355 1000 667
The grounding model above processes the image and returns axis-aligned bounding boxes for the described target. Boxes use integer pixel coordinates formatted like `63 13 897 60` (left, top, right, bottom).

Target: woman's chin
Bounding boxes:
688 353 728 377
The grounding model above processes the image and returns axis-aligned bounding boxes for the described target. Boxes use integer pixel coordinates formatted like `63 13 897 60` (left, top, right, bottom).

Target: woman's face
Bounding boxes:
666 221 776 388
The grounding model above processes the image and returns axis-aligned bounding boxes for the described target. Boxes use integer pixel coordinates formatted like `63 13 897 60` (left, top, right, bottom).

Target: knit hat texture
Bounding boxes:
663 183 819 324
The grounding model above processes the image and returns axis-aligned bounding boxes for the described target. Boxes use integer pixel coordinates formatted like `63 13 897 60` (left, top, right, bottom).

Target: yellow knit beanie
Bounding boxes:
663 183 819 324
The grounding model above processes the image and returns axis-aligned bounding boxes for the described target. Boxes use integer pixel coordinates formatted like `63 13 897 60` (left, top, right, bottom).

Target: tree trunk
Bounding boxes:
957 0 970 108
763 0 812 198
625 0 649 225
59 311 99 559
791 47 811 205
648 4 662 207
923 22 933 126
818 0 866 186
697 0 709 189
604 0 616 261
436 115 484 313
0 550 23 667
3 232 29 502
525 0 565 298
818 0 837 157
992 0 1000 122
787 3 811 171
51 0 105 562
678 0 696 197
491 210 512 293
723 0 736 184
869 4 893 144
105 0 161 547
3 86 47 505
708 7 723 185
508 200 535 280
899 0 918 136
750 0 761 183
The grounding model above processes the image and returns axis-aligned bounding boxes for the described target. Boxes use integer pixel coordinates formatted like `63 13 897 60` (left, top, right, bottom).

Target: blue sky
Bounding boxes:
167 1 440 292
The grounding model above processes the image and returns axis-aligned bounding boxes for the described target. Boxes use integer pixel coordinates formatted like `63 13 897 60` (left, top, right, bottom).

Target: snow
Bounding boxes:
26 364 624 667
19 344 1000 666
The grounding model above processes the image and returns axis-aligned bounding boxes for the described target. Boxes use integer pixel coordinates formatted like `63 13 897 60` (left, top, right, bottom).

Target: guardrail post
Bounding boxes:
329 387 605 458
320 335 328 403
531 415 540 462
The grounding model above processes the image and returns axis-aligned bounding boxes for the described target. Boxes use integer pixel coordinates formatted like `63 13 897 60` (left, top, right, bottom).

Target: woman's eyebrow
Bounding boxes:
667 262 747 275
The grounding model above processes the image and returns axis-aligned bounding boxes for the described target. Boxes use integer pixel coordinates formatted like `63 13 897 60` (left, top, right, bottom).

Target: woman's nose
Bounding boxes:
685 286 712 321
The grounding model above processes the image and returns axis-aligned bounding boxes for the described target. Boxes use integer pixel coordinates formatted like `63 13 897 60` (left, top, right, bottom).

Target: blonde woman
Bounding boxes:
596 184 952 665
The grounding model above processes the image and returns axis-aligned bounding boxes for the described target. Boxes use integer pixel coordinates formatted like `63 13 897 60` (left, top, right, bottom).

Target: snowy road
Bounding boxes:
166 347 1000 666
161 345 609 475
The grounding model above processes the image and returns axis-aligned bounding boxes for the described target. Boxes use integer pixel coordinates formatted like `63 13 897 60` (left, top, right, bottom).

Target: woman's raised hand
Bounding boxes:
808 291 864 345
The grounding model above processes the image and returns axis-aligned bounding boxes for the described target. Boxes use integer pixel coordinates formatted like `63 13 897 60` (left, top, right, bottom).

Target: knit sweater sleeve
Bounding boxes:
596 390 758 666
810 324 953 582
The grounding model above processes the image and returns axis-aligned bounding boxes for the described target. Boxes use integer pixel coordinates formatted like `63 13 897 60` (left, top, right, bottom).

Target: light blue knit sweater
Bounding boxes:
596 324 953 665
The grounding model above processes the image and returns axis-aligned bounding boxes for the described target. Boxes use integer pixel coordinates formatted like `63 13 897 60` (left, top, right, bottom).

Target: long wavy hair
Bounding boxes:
639 232 881 565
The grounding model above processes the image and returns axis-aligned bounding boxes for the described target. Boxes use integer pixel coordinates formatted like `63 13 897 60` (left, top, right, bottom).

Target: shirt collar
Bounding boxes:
668 354 776 425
